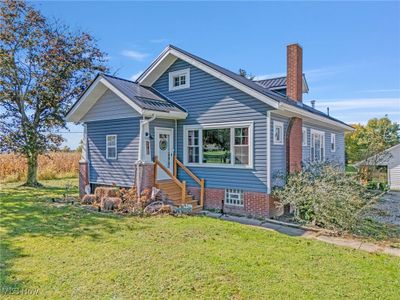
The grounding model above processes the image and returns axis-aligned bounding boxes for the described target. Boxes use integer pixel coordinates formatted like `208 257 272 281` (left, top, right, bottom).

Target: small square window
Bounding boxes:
169 68 190 91
225 189 244 206
273 121 284 145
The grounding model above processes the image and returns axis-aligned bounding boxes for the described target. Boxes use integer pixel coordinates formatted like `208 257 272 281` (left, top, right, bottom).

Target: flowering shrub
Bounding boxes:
272 162 370 232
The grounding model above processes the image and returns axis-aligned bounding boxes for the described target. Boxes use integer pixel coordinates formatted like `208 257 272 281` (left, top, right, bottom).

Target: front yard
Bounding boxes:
1 179 399 299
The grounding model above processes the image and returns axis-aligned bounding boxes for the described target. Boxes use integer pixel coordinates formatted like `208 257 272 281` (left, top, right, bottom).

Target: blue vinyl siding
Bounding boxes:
87 117 140 187
81 89 139 122
153 59 274 192
270 115 288 187
302 122 345 166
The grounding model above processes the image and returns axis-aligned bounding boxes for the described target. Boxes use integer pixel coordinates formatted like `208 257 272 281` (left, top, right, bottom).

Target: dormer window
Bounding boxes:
169 68 190 91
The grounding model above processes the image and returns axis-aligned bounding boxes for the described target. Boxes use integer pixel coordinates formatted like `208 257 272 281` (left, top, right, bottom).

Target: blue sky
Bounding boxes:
34 1 400 149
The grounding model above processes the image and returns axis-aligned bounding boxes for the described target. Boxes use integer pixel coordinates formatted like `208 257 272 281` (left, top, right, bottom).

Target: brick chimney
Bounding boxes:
286 44 303 102
286 44 303 173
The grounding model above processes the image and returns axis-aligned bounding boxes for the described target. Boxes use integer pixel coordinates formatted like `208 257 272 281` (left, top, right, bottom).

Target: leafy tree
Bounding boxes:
345 116 399 163
0 0 108 186
238 68 255 80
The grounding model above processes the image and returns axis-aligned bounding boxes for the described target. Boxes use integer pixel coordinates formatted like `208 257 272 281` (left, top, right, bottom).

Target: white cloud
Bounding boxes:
314 98 400 111
129 71 143 81
357 88 400 93
254 65 351 82
121 50 149 61
253 72 285 81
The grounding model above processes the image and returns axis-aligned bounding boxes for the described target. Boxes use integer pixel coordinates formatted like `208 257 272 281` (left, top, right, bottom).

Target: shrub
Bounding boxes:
272 162 370 232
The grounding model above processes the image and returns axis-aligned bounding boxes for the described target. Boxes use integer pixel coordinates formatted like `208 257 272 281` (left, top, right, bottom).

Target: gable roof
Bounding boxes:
355 143 400 167
101 74 186 113
137 45 353 131
254 75 309 93
66 74 187 122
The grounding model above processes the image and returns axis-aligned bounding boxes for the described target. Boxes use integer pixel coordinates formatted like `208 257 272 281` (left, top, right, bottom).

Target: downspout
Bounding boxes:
266 111 271 194
138 114 156 162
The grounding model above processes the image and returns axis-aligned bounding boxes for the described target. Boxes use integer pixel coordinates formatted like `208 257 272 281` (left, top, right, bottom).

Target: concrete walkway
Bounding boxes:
204 212 400 257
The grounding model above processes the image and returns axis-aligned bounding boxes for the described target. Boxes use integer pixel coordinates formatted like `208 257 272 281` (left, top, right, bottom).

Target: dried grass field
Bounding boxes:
0 152 80 183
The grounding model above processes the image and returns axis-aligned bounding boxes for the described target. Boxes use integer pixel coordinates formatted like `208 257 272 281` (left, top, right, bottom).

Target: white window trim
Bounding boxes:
106 134 117 160
302 127 308 146
331 133 336 152
273 121 284 145
168 68 190 91
310 129 325 162
224 188 244 206
183 121 254 169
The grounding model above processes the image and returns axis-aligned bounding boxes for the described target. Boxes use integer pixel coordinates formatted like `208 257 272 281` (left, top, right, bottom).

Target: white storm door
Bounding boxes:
155 127 174 180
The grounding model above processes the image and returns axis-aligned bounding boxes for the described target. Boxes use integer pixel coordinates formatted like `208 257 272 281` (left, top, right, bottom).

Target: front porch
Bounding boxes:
153 155 204 213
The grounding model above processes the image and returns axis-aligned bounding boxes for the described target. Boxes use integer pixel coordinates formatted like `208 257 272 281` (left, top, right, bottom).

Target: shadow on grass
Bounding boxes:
0 180 151 292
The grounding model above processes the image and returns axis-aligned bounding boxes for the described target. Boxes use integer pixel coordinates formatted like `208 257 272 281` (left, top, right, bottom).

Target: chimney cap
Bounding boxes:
287 43 303 49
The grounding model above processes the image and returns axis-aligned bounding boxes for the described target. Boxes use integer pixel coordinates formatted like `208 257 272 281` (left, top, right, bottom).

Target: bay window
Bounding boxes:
184 122 253 168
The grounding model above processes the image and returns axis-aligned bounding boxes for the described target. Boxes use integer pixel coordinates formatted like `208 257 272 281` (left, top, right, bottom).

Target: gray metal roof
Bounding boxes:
165 45 349 128
101 74 186 113
66 73 186 117
255 76 288 89
255 75 309 92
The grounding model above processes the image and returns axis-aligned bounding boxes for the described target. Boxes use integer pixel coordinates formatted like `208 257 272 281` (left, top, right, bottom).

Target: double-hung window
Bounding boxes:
187 130 200 163
184 122 253 168
331 133 336 152
273 121 284 145
106 135 117 159
169 68 190 91
310 130 325 162
302 127 308 146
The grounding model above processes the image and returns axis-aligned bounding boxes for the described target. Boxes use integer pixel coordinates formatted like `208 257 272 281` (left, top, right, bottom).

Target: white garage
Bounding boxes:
358 144 400 191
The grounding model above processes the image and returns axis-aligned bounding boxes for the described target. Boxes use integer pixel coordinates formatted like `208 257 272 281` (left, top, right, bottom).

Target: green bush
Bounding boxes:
272 162 371 232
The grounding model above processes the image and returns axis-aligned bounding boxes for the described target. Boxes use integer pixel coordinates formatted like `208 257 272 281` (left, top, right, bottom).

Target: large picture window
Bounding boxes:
184 122 253 168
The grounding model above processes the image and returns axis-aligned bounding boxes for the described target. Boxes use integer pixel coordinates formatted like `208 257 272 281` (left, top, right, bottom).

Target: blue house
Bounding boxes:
66 44 353 217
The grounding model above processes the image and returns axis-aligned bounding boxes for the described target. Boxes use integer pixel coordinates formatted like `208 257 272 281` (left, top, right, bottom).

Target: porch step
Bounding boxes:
156 179 201 209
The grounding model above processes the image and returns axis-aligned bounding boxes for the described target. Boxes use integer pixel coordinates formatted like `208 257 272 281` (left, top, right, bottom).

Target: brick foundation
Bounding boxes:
188 186 281 218
79 161 89 198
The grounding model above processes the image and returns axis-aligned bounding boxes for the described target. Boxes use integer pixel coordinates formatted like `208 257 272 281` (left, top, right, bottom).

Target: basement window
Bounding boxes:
225 189 244 206
169 68 190 91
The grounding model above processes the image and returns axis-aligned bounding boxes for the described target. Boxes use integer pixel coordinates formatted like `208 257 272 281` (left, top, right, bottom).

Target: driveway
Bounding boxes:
367 191 400 226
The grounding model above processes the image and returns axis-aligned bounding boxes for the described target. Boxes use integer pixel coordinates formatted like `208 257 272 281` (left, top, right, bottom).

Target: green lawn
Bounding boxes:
1 179 399 299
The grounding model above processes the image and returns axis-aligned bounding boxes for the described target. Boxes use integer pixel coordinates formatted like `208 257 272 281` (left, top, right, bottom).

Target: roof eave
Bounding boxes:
279 103 354 131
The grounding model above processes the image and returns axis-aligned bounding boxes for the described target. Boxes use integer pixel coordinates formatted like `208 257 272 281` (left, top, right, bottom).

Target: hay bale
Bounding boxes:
81 194 96 205
101 197 121 211
94 187 119 203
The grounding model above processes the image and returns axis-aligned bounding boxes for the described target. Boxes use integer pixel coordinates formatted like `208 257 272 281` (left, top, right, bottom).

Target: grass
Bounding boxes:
1 179 400 299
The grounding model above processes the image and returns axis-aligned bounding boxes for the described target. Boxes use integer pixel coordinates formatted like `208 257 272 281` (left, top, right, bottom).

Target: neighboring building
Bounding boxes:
355 144 400 191
66 44 353 217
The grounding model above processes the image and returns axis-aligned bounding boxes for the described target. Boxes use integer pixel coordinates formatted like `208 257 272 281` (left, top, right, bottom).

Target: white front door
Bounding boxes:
155 127 174 180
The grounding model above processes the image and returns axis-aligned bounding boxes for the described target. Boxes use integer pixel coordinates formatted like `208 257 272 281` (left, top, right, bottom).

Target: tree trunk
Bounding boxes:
25 153 40 187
